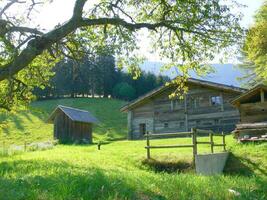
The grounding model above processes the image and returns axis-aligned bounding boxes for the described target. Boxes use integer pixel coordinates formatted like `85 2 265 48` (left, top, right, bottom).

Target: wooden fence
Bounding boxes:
145 128 226 161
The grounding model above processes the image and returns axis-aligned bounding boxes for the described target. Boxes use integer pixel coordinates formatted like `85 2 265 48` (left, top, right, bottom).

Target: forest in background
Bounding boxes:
33 55 169 101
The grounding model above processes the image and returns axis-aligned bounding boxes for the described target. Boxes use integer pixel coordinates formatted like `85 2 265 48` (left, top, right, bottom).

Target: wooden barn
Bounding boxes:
47 105 99 143
120 78 246 139
231 84 267 140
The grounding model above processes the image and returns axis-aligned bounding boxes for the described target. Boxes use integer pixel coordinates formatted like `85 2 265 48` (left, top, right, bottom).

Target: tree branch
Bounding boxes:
0 0 26 18
0 0 239 82
0 19 43 36
9 26 44 35
0 14 226 81
72 0 87 19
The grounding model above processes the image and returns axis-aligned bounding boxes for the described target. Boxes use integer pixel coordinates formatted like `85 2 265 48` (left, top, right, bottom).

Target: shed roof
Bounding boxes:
120 77 246 112
47 105 100 124
231 84 267 106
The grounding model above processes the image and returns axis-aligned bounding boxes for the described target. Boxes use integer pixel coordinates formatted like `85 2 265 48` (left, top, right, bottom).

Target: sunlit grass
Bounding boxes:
0 98 127 146
0 98 266 199
0 137 266 200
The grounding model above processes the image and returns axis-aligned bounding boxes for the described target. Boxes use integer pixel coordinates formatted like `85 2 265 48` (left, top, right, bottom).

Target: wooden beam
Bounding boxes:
220 92 224 111
192 128 197 164
171 100 174 111
152 100 155 133
146 132 151 159
222 133 226 151
121 78 245 112
210 133 214 153
196 129 214 134
144 131 192 137
145 144 194 149
213 144 226 147
197 141 211 144
127 111 133 140
184 94 188 131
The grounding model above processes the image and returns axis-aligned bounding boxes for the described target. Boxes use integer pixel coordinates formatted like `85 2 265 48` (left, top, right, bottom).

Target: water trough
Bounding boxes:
195 152 229 175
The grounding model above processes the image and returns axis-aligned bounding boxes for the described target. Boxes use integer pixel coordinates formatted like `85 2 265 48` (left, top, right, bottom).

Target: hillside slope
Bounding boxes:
0 98 127 145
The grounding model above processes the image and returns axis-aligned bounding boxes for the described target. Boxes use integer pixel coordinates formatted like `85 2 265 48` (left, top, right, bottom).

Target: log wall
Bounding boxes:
129 84 240 139
53 111 92 143
239 101 267 123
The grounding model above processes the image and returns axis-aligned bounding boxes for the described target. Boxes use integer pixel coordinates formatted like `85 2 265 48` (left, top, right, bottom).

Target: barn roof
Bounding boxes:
47 105 100 124
120 77 246 112
231 84 267 106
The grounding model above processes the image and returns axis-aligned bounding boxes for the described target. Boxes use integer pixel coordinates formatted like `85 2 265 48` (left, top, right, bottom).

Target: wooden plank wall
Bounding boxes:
53 110 92 143
131 101 154 139
239 101 267 123
130 84 240 139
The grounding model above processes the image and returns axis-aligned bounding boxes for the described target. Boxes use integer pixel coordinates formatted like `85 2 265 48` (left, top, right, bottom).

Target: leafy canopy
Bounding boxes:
239 1 267 86
0 0 243 110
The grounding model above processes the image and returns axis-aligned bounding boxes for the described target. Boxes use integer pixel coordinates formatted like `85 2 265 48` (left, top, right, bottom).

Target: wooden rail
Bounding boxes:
145 144 194 149
144 131 191 137
145 128 226 160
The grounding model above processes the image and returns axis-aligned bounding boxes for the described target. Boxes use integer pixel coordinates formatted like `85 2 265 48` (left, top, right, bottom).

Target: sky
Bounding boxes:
34 0 265 29
238 0 265 27
4 0 266 62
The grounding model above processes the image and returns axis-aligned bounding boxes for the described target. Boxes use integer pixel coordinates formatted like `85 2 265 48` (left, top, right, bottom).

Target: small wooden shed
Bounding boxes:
47 105 99 143
231 84 267 139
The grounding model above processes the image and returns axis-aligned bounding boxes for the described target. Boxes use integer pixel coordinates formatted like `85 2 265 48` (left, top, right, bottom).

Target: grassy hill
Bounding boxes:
0 98 127 145
0 98 266 199
0 137 266 200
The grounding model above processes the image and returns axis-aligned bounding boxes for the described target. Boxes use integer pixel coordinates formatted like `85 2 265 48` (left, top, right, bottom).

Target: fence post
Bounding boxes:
146 131 150 159
222 132 226 151
192 128 197 164
210 133 214 153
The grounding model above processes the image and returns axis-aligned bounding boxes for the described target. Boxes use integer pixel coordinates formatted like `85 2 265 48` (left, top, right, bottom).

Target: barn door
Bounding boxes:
139 123 146 135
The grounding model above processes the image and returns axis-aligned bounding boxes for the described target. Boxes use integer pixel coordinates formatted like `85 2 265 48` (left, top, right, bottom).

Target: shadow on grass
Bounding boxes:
0 114 25 135
142 158 193 174
224 152 267 177
0 159 166 200
20 111 34 123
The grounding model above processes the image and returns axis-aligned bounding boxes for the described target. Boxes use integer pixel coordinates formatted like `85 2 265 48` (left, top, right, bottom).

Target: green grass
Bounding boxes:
0 98 127 145
0 98 266 199
0 136 266 200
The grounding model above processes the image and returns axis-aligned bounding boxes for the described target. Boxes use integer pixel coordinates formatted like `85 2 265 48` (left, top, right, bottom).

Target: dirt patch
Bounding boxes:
142 158 193 173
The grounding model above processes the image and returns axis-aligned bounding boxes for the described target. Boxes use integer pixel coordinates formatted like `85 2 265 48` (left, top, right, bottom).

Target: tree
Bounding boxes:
112 82 136 101
33 54 118 98
98 55 117 97
0 0 243 110
239 1 267 86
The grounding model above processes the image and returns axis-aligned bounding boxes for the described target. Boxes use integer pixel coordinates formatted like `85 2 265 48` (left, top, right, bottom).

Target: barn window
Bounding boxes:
164 122 169 128
210 96 222 106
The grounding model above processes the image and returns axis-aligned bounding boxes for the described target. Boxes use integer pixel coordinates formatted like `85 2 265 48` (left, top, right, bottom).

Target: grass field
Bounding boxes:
0 98 127 145
0 136 266 200
0 98 266 199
